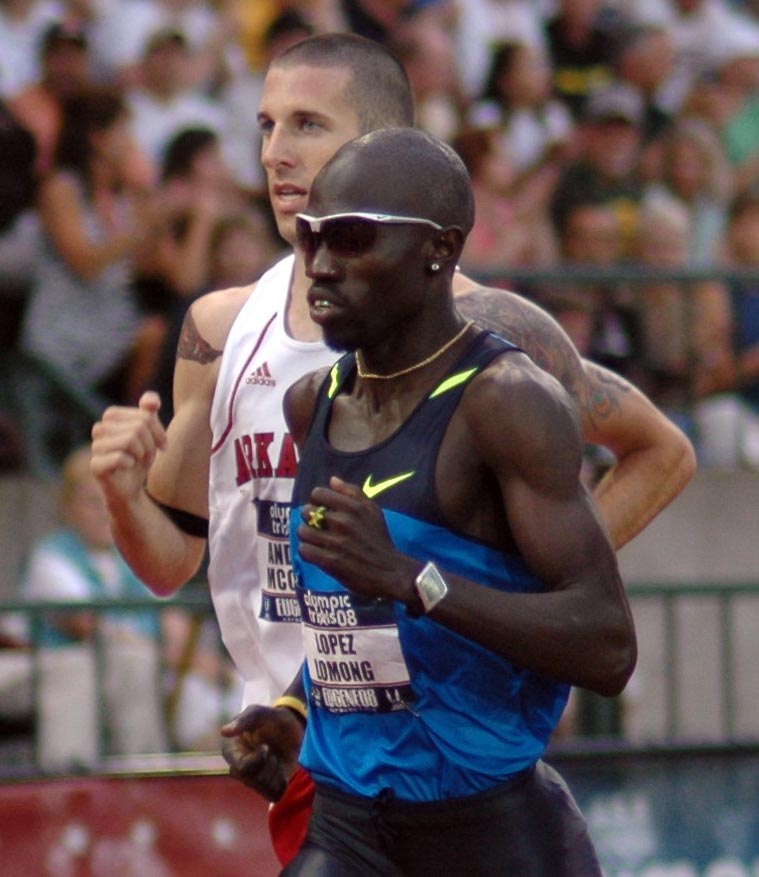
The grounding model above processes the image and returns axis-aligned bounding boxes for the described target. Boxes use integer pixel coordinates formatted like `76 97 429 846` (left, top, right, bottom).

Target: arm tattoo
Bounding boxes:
457 288 585 402
176 308 223 364
582 362 630 426
457 285 635 432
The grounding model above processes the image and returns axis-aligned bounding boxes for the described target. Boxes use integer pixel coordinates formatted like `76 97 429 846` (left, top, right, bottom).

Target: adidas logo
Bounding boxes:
245 362 276 386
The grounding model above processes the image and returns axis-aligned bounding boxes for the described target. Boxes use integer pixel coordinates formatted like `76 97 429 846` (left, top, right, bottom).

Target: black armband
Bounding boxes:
147 492 209 539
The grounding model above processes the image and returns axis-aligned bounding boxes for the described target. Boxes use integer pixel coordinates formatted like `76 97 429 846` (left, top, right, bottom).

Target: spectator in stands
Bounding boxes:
8 21 95 178
694 188 759 467
477 0 549 52
132 125 271 408
19 444 245 762
133 126 252 319
21 445 168 769
633 192 733 447
205 210 284 292
453 124 556 285
10 20 155 192
468 40 575 208
340 0 441 46
559 199 622 272
551 82 646 257
643 117 733 265
390 15 463 143
545 0 621 121
0 0 62 98
448 0 550 106
235 0 343 73
614 22 678 159
709 35 759 195
644 0 759 120
124 27 227 175
20 86 163 405
442 0 505 101
89 0 230 92
544 199 642 384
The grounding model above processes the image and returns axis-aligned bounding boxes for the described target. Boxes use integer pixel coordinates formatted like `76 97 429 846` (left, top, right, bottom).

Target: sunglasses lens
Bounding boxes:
297 216 382 258
323 218 378 256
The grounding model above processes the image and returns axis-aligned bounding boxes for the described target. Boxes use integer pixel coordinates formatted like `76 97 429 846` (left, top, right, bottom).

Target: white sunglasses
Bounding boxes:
295 211 443 257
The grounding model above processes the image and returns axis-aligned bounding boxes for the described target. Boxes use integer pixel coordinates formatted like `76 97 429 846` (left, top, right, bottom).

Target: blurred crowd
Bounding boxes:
3 0 759 470
4 0 759 762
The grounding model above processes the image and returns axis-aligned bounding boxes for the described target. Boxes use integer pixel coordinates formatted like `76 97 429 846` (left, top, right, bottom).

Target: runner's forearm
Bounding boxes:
106 488 206 595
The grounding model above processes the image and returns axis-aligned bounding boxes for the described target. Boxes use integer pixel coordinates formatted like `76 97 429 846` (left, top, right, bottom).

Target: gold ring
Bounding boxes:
307 505 327 529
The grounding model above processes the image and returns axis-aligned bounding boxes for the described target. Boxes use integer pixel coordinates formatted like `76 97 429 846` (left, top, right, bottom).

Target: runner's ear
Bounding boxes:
424 226 463 270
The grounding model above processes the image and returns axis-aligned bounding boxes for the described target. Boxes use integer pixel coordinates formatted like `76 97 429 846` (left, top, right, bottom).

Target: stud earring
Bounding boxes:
430 262 441 273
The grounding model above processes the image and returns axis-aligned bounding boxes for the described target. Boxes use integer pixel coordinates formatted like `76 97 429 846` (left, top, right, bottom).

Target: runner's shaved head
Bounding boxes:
311 128 475 236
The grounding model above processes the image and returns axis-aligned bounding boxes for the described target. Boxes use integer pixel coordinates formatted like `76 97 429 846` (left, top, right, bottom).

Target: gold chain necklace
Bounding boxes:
356 321 474 380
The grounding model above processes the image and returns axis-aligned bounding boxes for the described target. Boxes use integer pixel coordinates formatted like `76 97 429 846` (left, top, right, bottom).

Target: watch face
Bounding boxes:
416 562 448 613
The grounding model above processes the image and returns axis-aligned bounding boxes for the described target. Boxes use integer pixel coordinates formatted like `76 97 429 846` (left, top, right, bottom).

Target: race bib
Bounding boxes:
257 498 301 623
299 589 414 714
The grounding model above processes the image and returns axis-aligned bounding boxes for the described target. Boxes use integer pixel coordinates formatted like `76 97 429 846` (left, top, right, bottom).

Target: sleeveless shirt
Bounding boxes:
208 255 337 706
291 331 570 801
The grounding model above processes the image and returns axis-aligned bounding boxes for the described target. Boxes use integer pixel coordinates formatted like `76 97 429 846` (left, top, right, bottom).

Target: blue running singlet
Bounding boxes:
291 331 570 802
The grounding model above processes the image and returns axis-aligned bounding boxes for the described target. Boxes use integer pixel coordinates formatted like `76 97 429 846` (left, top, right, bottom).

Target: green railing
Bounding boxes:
627 581 759 742
551 580 759 759
471 264 759 285
2 581 759 777
0 592 228 776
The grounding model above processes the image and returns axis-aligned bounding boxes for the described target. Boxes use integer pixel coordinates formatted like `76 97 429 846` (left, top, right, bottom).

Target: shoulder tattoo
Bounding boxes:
177 308 223 364
458 290 585 400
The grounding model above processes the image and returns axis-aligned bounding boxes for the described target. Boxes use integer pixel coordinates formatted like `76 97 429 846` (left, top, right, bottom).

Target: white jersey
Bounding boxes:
208 255 337 707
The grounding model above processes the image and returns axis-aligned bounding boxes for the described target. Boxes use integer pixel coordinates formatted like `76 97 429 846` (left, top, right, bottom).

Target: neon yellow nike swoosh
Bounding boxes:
429 367 479 398
362 471 415 499
327 362 340 398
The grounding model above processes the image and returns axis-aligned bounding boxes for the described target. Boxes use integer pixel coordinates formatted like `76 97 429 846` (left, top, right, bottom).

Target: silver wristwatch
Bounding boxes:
414 561 449 614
